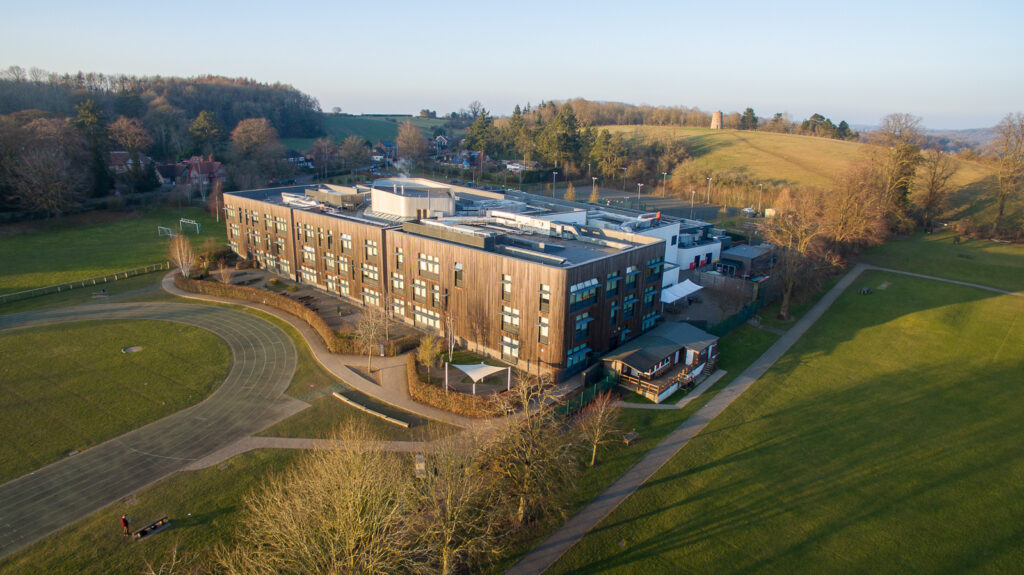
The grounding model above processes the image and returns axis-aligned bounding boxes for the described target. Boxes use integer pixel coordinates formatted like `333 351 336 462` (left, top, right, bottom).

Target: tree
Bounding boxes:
464 109 495 156
11 118 89 215
189 110 223 156
418 334 441 372
339 134 369 167
356 304 389 371
875 113 923 232
397 120 428 163
110 115 155 193
993 112 1024 234
823 162 887 255
589 180 600 203
73 99 113 197
169 235 198 279
331 106 342 115
914 149 958 232
758 189 835 320
574 391 621 467
216 423 420 575
739 108 758 130
309 137 337 181
230 118 284 189
564 181 576 201
536 104 581 169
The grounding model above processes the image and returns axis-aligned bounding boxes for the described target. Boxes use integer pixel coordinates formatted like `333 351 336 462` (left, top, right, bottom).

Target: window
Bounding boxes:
275 217 287 233
454 263 464 287
501 306 520 334
626 266 639 290
395 247 404 266
432 286 443 308
605 273 620 297
229 240 239 254
278 259 291 275
341 233 352 253
363 287 381 307
644 286 657 309
502 274 512 301
365 240 379 260
361 263 379 285
392 299 405 317
327 275 341 293
566 344 590 368
391 272 405 292
610 306 618 325
337 278 349 295
413 279 428 303
538 316 549 344
647 256 664 280
324 252 338 272
419 253 440 278
264 214 272 230
574 311 592 341
671 235 678 246
300 265 317 284
229 223 239 238
275 237 286 254
642 311 658 331
539 283 550 312
302 245 316 263
501 335 519 363
337 257 351 275
414 305 441 329
225 206 236 220
624 300 635 320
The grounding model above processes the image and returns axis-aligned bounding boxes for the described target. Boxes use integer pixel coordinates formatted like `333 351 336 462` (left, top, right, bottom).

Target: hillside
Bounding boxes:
281 114 457 152
605 125 997 219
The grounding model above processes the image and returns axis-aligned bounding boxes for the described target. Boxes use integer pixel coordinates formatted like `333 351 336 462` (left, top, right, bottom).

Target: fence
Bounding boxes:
0 262 171 305
707 294 769 336
558 372 618 416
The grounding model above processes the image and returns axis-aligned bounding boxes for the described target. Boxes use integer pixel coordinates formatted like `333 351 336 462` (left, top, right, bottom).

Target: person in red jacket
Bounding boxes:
121 514 130 536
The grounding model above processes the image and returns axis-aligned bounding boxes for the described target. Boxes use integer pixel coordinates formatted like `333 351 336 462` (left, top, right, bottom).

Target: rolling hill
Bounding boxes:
281 114 455 152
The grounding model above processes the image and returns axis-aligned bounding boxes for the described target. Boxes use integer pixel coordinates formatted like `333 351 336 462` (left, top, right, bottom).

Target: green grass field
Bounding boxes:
605 126 995 200
860 229 1024 292
550 271 1024 574
0 320 231 483
0 449 300 575
0 207 225 295
281 114 453 152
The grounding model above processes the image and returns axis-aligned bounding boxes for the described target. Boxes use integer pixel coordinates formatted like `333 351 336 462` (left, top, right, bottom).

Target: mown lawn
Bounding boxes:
860 229 1024 292
0 320 231 483
0 206 225 295
550 271 1024 574
0 449 300 575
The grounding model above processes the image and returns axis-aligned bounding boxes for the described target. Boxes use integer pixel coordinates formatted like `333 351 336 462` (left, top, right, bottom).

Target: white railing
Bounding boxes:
0 262 170 305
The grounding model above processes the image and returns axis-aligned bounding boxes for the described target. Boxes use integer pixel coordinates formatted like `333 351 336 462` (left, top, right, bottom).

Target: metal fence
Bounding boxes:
0 262 170 305
558 372 619 416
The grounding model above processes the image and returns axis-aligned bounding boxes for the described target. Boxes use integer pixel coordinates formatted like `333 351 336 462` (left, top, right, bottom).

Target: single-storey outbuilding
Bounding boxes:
603 321 719 403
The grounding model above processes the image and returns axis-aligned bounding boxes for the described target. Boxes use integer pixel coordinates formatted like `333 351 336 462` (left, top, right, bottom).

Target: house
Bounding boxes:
716 244 774 279
433 135 449 152
155 164 189 187
108 151 153 174
184 156 226 189
603 321 719 403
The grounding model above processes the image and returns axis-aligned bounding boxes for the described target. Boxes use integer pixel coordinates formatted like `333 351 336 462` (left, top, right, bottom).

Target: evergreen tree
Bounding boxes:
564 181 576 201
73 99 112 196
739 108 758 130
190 110 224 156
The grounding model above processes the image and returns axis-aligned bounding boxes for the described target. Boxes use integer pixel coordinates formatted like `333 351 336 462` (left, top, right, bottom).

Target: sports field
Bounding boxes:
550 271 1024 574
0 320 231 483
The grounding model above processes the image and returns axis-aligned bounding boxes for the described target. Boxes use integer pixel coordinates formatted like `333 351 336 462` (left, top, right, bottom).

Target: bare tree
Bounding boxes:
914 149 958 232
874 113 923 232
397 120 428 164
356 303 388 371
574 391 621 467
216 423 419 575
216 259 234 284
141 542 206 575
169 235 197 279
993 112 1024 234
823 162 888 254
411 432 503 575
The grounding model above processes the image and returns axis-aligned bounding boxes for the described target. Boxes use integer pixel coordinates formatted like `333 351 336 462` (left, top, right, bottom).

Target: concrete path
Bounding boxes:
162 273 476 428
0 302 300 559
506 263 869 575
861 264 1024 297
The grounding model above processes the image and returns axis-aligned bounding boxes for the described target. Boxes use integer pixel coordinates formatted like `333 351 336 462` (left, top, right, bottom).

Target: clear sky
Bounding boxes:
2 0 1021 129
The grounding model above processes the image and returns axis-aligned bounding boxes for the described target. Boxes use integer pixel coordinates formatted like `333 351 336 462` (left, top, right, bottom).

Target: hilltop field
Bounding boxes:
280 114 453 152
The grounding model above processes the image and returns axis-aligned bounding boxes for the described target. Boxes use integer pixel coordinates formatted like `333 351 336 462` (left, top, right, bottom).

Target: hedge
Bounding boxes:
406 355 505 418
173 274 418 356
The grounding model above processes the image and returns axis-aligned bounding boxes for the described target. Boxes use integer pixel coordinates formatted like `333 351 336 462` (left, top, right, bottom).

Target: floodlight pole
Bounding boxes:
637 183 643 209
706 177 713 204
552 171 558 198
690 190 696 219
661 172 668 197
758 183 764 214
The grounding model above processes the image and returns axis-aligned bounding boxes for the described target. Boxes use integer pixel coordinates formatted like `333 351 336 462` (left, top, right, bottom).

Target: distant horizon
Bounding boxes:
2 1 1020 132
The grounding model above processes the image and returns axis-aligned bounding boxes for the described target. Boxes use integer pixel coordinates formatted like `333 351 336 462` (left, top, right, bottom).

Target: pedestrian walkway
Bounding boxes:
505 263 868 575
0 302 300 559
162 272 476 428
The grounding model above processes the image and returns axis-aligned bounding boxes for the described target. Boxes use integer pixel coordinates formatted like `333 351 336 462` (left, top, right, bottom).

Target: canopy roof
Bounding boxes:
660 279 703 304
451 362 507 382
603 322 718 373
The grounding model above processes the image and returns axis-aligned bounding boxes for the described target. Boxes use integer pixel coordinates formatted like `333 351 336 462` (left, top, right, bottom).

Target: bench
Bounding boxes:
414 452 427 478
623 431 640 446
133 516 171 540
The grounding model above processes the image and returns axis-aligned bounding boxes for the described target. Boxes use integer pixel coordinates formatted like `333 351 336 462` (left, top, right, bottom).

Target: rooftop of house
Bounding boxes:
721 244 773 260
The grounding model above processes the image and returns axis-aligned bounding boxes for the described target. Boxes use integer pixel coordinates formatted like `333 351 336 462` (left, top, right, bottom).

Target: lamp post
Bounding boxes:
591 176 597 202
637 183 643 209
552 171 558 198
706 176 713 204
690 190 696 219
661 172 668 197
758 183 763 215
621 166 627 192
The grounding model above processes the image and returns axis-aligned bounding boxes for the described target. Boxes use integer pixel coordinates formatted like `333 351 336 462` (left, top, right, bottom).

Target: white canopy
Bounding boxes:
660 279 703 304
450 363 507 382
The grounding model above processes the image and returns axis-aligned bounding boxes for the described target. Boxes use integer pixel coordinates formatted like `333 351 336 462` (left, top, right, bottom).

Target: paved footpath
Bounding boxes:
506 263 869 575
0 302 301 559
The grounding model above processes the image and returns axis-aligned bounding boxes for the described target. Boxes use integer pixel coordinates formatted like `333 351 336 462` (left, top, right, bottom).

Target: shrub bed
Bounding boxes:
405 355 505 418
173 274 417 356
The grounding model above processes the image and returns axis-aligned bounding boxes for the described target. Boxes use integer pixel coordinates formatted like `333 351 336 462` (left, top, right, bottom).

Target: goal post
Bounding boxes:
179 219 201 234
157 226 175 237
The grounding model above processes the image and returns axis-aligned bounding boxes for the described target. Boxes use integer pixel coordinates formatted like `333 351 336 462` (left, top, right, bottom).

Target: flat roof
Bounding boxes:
722 244 772 259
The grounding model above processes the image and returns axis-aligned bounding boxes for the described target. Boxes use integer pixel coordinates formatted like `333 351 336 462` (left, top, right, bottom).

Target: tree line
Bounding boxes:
0 66 323 161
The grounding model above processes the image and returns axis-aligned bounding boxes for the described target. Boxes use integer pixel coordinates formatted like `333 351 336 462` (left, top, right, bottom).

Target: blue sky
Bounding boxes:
2 0 1021 129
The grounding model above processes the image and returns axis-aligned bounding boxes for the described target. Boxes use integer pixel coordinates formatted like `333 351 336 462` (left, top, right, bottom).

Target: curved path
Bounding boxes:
0 302 300 559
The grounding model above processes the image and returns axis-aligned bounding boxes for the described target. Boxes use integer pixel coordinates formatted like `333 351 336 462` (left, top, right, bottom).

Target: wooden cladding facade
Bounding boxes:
224 192 665 379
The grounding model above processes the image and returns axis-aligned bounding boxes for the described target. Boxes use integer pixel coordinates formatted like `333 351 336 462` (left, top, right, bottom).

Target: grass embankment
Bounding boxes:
860 229 1024 292
0 206 225 295
0 320 231 483
551 272 1024 574
0 449 300 575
